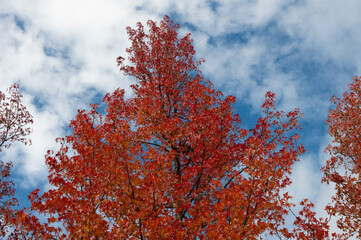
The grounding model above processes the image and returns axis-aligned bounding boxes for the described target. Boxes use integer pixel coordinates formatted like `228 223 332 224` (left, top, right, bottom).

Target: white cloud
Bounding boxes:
0 1 148 185
280 0 361 68
137 0 290 36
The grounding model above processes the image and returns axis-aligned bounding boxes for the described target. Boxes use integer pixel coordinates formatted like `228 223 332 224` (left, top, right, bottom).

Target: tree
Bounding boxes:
0 84 33 237
18 16 329 239
322 76 361 239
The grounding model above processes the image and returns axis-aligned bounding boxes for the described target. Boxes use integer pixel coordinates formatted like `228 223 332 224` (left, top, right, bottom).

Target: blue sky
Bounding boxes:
1 0 360 236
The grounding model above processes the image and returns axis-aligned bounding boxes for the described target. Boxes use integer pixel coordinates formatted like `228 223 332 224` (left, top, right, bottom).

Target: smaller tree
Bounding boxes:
322 76 361 239
0 84 33 237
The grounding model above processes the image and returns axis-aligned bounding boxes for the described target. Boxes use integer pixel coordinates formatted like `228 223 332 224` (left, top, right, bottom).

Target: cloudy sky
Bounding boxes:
1 0 360 236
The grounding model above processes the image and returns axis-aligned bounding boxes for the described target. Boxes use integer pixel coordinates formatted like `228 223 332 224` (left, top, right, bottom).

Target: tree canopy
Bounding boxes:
323 76 361 239
4 16 359 239
0 83 33 238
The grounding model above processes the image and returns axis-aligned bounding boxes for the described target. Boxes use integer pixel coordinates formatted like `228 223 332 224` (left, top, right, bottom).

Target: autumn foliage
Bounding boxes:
0 84 33 237
2 16 335 239
322 76 361 239
0 84 32 149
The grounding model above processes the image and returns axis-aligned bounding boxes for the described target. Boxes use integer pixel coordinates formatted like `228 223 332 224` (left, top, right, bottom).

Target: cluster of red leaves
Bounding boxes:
322 76 361 239
10 16 332 239
0 84 33 238
284 199 333 239
0 84 33 149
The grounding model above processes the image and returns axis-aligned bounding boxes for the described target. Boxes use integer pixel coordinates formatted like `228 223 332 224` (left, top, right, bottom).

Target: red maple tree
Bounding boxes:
0 83 33 237
322 76 361 239
13 16 331 239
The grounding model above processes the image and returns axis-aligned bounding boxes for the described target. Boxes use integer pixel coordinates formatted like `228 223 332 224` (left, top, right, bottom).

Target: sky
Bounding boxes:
1 0 360 237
